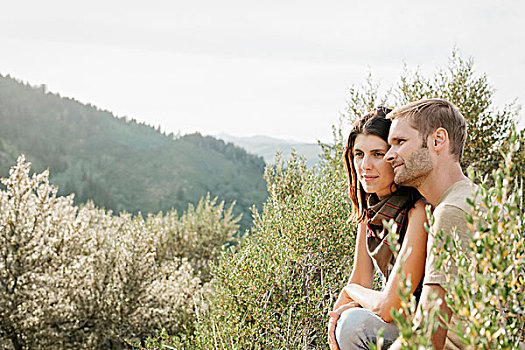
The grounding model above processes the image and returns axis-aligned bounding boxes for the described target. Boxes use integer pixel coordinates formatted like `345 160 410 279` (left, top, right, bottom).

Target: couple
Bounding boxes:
328 98 474 350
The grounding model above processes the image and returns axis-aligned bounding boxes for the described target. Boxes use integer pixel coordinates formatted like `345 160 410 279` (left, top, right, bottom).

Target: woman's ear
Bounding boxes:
432 127 448 152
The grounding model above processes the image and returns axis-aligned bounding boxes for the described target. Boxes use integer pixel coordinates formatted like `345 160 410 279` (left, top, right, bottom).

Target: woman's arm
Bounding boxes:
333 222 375 309
329 222 375 350
343 199 428 322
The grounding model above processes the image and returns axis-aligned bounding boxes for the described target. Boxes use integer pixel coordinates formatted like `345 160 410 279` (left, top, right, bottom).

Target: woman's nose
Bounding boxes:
360 155 372 170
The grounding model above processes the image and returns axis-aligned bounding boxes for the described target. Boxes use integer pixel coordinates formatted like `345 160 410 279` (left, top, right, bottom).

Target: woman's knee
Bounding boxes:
335 308 376 349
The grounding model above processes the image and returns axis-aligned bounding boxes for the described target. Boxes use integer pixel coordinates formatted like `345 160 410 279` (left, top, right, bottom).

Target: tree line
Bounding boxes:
0 75 268 231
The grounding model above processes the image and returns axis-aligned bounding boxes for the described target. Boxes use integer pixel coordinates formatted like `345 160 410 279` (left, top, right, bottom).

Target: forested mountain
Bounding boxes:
0 75 267 230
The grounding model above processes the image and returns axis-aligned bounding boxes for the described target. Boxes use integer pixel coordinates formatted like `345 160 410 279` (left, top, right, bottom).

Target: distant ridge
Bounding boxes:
217 133 322 167
0 75 267 230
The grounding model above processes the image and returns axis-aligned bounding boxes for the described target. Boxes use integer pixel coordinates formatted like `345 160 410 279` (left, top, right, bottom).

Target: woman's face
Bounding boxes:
353 134 394 198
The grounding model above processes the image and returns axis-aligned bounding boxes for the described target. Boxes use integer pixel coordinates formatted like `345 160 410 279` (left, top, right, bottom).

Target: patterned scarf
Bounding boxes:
366 187 421 285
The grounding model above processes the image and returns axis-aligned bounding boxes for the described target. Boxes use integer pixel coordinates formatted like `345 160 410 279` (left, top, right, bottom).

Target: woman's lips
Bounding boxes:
363 175 378 182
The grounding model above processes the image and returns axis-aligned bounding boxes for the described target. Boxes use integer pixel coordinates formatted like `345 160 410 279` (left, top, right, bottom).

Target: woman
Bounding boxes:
327 107 428 350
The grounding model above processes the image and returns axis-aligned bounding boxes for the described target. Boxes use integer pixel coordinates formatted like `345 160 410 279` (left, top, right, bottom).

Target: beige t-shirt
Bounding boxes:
424 179 475 350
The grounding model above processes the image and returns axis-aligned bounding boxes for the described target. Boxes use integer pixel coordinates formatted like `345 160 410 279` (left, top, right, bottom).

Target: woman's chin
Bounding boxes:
361 184 375 194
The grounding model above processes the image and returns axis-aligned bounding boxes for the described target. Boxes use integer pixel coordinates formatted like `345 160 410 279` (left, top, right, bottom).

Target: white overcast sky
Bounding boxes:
1 0 524 143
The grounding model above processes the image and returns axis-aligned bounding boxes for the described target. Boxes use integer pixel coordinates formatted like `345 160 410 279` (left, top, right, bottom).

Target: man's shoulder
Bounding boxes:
431 180 476 235
432 204 470 232
436 179 476 214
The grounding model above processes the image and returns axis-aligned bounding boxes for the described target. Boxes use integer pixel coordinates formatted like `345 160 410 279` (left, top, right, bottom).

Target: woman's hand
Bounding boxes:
327 301 360 350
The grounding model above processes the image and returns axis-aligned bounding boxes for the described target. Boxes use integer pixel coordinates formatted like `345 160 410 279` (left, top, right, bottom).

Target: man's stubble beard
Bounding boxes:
394 147 433 188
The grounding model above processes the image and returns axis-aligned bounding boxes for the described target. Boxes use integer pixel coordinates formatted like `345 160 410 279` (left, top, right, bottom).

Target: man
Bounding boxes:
384 98 474 349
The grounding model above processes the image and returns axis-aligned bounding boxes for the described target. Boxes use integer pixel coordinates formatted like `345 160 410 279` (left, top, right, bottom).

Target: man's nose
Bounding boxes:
384 148 396 163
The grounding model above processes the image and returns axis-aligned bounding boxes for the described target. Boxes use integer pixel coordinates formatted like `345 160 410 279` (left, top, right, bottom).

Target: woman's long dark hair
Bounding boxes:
344 107 393 223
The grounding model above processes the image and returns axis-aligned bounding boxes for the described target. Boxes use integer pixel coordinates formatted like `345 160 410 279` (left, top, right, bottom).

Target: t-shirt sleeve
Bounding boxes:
423 204 470 287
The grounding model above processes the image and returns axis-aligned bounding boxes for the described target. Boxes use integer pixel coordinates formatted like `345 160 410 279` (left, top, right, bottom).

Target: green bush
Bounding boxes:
154 152 349 349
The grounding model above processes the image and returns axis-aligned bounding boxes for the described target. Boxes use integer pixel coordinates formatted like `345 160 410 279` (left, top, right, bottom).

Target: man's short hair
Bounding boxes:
387 98 467 162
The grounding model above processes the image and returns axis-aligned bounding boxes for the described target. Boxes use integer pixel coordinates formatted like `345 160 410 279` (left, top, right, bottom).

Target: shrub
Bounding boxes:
146 194 240 283
163 152 354 349
0 156 237 349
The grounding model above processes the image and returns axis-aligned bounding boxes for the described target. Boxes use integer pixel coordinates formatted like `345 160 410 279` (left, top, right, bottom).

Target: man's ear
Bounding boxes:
431 127 448 152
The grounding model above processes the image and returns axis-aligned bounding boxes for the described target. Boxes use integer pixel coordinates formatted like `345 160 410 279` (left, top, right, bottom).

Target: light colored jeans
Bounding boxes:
335 308 399 350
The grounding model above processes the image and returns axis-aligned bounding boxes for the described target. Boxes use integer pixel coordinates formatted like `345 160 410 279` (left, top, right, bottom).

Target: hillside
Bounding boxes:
0 75 267 230
217 133 321 167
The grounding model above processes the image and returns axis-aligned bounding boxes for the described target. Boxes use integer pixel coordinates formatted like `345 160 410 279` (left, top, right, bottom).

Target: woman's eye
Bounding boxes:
355 152 363 157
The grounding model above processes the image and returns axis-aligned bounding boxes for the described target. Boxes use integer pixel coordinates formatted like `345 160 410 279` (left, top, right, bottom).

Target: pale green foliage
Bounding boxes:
147 195 239 282
446 135 523 348
0 156 237 349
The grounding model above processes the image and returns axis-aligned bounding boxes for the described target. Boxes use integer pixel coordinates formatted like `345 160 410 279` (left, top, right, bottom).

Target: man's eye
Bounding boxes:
375 152 385 157
398 139 406 145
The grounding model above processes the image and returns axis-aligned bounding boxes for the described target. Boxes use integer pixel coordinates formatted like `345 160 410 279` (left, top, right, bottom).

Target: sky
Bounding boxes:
0 0 524 143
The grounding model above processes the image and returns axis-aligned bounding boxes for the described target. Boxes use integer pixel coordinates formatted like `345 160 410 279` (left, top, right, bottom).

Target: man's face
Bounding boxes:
385 118 434 187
